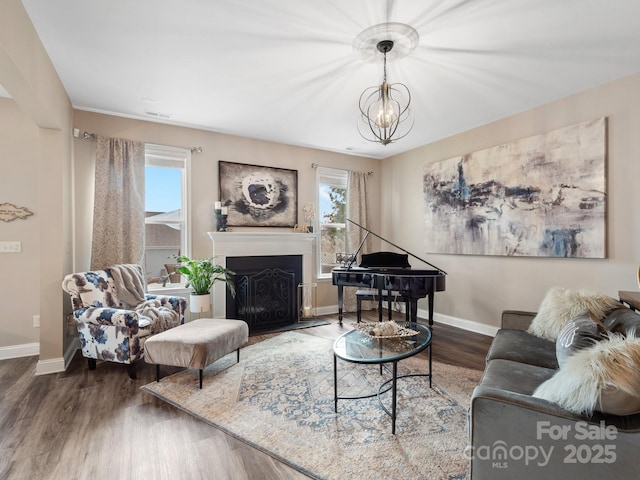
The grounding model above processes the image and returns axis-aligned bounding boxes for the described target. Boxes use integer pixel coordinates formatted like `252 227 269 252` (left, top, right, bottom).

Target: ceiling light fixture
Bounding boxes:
354 23 417 146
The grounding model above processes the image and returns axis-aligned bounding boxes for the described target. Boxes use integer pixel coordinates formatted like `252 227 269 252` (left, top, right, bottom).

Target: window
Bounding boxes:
144 144 190 287
317 167 348 278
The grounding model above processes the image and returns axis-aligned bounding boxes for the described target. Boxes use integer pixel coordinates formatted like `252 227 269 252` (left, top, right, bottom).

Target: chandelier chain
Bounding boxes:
383 50 387 84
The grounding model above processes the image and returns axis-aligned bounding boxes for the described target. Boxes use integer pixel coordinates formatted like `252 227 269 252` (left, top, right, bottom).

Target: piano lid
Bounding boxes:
346 218 447 275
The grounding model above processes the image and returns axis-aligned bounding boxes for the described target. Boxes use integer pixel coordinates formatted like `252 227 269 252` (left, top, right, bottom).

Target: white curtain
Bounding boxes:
90 136 145 270
343 170 371 312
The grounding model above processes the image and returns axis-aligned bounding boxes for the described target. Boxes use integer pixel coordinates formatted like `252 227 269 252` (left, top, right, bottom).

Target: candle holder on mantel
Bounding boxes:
214 202 228 232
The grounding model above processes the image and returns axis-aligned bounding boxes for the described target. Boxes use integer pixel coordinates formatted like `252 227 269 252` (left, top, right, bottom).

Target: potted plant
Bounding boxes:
174 255 235 313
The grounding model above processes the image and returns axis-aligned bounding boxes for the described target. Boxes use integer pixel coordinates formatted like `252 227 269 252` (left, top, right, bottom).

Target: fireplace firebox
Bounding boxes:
226 255 302 332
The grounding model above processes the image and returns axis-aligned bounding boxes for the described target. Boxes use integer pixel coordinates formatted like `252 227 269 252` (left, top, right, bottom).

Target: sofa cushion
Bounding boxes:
534 334 640 415
486 329 558 369
501 310 536 330
527 286 620 341
556 311 609 368
481 359 556 396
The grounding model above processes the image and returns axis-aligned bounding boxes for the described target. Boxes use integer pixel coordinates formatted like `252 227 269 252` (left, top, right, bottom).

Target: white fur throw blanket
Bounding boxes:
533 334 640 416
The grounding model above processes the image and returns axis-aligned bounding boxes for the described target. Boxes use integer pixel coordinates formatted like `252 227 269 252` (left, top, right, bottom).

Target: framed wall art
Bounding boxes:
423 117 607 258
219 161 298 227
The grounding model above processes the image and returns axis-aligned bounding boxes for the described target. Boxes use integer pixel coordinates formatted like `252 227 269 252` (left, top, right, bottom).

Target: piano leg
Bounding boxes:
378 289 384 322
337 285 344 325
407 293 434 325
409 300 419 323
428 292 434 326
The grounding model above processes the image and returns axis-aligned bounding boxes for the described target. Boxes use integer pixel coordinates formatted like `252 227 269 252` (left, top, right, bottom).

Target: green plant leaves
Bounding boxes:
175 255 236 297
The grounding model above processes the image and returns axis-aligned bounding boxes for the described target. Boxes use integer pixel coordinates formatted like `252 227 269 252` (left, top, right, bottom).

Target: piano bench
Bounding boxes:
355 289 411 323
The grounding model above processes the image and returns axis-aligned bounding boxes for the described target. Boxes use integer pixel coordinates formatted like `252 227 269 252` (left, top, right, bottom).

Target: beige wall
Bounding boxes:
72 110 383 308
382 72 640 331
0 0 73 369
0 98 41 347
3 0 640 364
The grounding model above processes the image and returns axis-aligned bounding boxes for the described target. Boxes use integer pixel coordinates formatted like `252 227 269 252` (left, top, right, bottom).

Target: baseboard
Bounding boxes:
0 342 39 360
427 310 499 337
35 337 80 376
321 303 498 337
316 305 338 316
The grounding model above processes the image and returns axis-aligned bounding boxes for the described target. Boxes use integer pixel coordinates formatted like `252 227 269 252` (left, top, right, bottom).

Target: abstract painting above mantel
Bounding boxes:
219 161 298 227
423 117 606 258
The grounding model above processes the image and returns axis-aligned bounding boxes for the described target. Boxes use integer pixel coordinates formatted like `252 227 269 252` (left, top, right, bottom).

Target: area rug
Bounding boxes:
252 319 329 334
141 331 482 480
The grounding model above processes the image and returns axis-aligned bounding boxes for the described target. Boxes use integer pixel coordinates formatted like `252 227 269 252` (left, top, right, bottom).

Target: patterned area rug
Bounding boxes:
141 331 482 480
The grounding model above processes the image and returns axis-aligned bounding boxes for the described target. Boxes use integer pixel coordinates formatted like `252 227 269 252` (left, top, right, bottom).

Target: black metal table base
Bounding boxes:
333 345 432 435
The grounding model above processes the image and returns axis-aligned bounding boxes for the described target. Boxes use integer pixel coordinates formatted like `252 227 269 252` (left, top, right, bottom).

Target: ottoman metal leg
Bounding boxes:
199 348 240 389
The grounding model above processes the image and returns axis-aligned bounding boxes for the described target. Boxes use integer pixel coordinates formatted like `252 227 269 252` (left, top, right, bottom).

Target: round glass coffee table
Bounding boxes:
333 322 432 434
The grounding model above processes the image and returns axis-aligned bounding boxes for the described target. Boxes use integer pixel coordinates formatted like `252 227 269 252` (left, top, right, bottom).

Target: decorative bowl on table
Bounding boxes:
353 321 419 339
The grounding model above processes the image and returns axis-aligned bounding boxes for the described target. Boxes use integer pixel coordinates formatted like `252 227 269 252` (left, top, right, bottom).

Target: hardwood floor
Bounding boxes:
0 312 492 480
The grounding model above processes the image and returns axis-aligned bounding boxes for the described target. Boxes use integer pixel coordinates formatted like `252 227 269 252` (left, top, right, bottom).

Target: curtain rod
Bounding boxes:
73 128 202 153
73 129 96 140
311 162 373 176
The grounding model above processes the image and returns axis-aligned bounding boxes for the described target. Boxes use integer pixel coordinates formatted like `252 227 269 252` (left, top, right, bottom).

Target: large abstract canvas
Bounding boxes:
423 118 606 257
219 161 298 227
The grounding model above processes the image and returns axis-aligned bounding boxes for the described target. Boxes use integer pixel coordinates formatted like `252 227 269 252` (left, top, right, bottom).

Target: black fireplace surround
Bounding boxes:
225 255 302 332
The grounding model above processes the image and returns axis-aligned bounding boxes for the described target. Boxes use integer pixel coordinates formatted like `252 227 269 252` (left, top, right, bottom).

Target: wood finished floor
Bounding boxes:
0 312 492 480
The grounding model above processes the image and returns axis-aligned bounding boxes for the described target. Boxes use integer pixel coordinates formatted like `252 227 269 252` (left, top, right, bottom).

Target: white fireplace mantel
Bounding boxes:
207 232 316 318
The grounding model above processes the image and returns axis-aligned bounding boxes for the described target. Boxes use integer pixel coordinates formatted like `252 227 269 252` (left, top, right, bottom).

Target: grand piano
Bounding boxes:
332 219 446 326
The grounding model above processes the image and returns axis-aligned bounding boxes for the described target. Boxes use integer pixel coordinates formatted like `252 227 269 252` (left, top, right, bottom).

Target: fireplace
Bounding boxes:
208 232 316 328
226 255 302 331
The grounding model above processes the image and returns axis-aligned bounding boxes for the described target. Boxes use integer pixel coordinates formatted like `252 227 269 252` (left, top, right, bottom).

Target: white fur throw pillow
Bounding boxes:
533 334 640 416
527 287 619 341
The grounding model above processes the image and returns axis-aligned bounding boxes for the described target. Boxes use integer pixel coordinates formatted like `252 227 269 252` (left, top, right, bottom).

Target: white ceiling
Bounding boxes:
19 0 640 159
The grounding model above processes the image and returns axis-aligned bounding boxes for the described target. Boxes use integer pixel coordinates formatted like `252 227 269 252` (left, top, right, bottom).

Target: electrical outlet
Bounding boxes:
0 241 21 253
33 315 40 328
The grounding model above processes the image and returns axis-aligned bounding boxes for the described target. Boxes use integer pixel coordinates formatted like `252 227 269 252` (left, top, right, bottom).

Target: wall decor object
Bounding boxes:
0 203 33 222
423 117 606 258
219 161 298 227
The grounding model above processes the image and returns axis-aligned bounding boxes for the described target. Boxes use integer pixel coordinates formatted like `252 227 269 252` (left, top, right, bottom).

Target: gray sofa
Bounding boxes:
469 310 640 479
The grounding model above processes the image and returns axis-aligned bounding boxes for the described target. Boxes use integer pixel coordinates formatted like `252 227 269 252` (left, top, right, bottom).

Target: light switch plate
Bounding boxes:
0 241 21 253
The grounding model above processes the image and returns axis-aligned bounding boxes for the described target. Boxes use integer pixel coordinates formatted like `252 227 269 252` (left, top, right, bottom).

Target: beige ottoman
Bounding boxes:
144 318 249 388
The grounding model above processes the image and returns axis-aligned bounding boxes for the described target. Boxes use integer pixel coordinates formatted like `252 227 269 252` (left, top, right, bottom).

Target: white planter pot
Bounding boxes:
190 293 211 314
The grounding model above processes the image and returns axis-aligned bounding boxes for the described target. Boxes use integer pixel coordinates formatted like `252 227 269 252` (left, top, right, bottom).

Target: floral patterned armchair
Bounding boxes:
62 265 187 378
